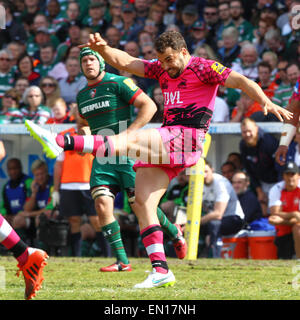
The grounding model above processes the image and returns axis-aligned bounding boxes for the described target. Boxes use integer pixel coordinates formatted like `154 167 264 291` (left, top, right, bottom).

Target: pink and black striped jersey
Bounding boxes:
143 56 232 131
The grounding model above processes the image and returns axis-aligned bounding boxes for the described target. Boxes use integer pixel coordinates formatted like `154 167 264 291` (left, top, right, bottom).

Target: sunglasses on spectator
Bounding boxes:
4 95 17 100
278 68 287 71
42 83 56 88
0 57 10 62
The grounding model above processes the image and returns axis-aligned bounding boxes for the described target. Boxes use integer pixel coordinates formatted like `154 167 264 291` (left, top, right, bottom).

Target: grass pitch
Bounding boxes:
0 256 299 300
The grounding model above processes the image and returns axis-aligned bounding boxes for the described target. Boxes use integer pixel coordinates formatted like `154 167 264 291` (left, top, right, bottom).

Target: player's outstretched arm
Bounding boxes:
79 33 145 78
224 70 293 122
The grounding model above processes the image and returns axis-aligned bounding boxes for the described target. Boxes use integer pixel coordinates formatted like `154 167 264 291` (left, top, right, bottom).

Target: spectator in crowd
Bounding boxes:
250 61 280 121
264 28 286 61
193 43 218 61
109 0 123 31
46 0 62 27
82 1 109 34
58 57 87 105
55 1 81 42
141 42 156 60
272 60 294 108
26 14 59 57
286 62 300 94
0 158 32 229
0 0 27 49
13 159 53 245
230 92 258 122
229 0 254 43
134 0 151 26
120 3 143 45
231 43 259 81
34 43 56 78
262 51 279 82
252 17 272 56
150 84 164 123
124 41 140 59
226 152 244 171
281 122 300 171
218 26 241 67
218 84 241 115
137 30 154 48
221 161 237 182
284 3 300 62
232 170 263 225
160 170 190 222
49 45 81 81
16 53 41 86
40 76 61 109
188 21 209 53
0 88 23 124
0 49 15 102
278 0 296 35
211 96 230 123
21 0 42 27
80 27 94 46
105 26 123 49
55 20 83 64
239 118 280 215
6 41 26 68
202 3 220 46
46 98 75 124
14 77 30 105
251 0 275 26
257 61 279 100
143 19 160 41
260 4 279 29
148 2 167 35
178 4 199 39
21 85 51 124
201 161 245 258
53 113 108 257
269 161 300 259
216 2 234 46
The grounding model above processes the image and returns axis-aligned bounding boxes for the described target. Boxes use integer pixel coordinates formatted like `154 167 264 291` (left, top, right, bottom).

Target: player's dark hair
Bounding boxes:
154 31 187 53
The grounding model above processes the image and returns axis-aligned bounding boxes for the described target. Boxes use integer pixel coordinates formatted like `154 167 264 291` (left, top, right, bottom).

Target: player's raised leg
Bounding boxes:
0 214 48 299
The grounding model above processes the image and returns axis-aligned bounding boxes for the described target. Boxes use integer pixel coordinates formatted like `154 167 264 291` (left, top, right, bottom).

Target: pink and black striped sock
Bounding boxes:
0 214 29 266
56 134 115 157
140 224 168 274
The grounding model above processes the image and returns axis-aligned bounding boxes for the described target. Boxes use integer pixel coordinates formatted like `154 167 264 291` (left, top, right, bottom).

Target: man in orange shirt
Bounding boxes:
52 110 108 257
230 92 260 122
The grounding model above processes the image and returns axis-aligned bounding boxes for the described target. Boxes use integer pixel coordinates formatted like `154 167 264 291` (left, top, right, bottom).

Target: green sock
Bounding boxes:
156 207 178 240
102 220 129 265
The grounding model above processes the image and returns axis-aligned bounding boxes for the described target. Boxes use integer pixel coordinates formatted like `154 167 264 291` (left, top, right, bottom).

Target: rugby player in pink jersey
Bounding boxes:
25 31 292 289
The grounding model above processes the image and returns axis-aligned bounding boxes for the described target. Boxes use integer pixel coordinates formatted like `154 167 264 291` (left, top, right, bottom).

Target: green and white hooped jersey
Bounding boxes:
77 72 142 136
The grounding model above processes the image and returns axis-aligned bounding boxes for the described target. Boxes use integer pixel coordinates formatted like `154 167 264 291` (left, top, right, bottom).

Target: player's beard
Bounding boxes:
168 58 185 78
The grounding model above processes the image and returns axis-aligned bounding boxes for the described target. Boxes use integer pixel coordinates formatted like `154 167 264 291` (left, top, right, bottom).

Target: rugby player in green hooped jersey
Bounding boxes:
76 47 187 271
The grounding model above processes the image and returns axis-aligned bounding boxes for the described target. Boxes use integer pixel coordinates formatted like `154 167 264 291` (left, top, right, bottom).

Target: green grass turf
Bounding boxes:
0 256 299 300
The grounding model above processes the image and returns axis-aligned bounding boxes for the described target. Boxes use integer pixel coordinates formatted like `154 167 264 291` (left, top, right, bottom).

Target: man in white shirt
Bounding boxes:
201 161 245 257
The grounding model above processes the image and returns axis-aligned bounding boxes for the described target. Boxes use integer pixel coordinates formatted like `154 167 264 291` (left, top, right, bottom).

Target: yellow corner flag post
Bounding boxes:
185 133 211 260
